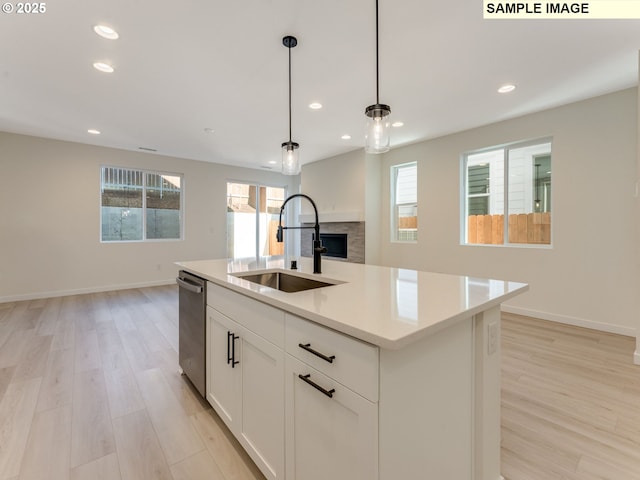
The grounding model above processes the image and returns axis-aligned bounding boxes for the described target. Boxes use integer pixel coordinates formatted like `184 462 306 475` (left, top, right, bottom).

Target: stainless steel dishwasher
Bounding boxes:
176 270 206 397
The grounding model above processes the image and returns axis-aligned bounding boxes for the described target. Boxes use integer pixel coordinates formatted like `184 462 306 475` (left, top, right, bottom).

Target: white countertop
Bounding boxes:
176 257 528 350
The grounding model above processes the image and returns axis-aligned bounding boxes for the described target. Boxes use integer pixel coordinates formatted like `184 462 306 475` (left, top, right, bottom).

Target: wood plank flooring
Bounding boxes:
0 286 265 480
1 287 639 479
501 312 640 480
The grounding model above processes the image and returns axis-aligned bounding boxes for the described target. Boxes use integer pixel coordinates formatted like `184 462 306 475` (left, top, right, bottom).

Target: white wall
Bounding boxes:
301 149 365 219
364 153 382 264
636 54 640 362
300 149 383 263
378 89 638 337
0 132 299 301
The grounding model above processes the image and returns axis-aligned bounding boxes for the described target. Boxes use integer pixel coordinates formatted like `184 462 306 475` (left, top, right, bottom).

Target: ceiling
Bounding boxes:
1 1 639 171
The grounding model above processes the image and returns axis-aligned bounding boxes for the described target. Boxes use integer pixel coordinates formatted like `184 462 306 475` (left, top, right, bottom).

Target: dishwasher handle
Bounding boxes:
176 277 204 294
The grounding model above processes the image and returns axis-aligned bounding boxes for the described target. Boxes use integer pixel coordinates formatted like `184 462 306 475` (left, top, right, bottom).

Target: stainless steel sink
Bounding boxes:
234 271 337 293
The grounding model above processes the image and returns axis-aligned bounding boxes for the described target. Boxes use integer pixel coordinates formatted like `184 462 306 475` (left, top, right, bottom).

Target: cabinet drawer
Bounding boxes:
285 355 378 480
285 314 378 402
208 282 284 348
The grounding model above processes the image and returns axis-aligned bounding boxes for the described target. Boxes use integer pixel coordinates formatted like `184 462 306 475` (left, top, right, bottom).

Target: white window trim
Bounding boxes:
461 137 553 248
390 161 418 243
100 165 184 243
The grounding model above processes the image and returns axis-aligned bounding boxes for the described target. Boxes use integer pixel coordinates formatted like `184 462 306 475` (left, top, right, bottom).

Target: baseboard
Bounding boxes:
0 279 177 304
634 350 640 366
501 305 636 338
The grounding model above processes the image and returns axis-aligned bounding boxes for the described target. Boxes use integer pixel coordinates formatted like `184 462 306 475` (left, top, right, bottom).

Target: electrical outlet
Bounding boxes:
488 321 499 355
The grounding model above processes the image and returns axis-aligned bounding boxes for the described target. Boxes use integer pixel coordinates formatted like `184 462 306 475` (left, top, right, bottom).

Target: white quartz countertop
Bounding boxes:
176 257 528 350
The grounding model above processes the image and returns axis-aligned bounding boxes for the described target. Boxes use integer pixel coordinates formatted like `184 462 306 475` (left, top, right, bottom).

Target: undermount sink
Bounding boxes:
233 271 338 293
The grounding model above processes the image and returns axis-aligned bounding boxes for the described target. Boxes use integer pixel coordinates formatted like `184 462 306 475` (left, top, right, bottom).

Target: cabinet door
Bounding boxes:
238 327 284 480
285 355 378 480
206 306 241 433
206 306 285 480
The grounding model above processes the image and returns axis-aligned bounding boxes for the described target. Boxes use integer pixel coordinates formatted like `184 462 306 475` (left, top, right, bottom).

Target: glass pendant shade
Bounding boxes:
365 103 391 154
364 0 391 154
281 141 300 175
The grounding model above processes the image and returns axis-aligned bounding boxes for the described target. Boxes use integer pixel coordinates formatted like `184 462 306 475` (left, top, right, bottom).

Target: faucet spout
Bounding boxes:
276 194 327 274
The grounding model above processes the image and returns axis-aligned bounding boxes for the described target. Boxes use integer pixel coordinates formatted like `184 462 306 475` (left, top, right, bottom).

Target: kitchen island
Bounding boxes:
176 257 528 480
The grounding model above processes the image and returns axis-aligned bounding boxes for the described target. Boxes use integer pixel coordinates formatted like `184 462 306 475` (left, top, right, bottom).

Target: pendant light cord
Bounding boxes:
375 0 380 104
288 44 292 142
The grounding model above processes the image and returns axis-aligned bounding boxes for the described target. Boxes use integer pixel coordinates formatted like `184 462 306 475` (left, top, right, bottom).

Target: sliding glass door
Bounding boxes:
226 182 286 259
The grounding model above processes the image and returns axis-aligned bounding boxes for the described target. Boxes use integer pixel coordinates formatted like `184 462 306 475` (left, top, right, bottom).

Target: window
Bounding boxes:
101 166 183 242
391 162 417 242
226 182 286 259
463 139 552 246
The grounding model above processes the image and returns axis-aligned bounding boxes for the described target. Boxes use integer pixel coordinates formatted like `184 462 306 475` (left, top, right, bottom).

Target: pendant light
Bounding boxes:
281 35 300 175
364 0 391 154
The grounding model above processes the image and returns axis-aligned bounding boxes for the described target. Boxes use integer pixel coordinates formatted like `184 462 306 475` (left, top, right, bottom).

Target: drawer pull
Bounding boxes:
298 374 335 398
231 333 239 368
298 343 335 363
227 331 239 368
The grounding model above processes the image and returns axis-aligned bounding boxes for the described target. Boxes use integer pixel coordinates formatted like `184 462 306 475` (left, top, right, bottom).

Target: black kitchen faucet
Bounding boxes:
276 194 327 274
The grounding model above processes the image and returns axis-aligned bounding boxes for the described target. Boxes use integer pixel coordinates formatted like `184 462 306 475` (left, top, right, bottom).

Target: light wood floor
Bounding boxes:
1 287 639 480
501 312 640 480
0 286 265 480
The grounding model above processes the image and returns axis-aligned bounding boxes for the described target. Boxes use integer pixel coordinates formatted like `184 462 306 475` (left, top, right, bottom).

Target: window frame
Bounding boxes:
461 137 553 248
100 165 184 243
226 180 287 260
390 161 418 243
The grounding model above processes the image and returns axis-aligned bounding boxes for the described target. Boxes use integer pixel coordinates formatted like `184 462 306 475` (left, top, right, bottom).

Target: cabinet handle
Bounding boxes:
231 333 239 368
298 343 335 364
227 331 233 365
298 374 335 398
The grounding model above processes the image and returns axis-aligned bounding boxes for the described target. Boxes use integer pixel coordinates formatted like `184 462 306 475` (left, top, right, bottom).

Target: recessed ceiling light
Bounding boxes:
268 160 277 165
93 25 119 40
391 121 404 128
341 134 351 140
498 84 516 93
93 62 114 73
87 129 101 135
204 127 215 134
309 102 322 110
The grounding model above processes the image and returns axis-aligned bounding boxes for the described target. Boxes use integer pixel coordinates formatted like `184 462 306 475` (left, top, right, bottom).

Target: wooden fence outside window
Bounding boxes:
467 212 551 245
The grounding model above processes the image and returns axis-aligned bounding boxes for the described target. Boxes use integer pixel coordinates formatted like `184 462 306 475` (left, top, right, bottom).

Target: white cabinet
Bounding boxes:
205 281 493 480
206 285 285 480
284 313 379 480
207 307 241 427
284 313 378 401
284 355 378 480
237 322 284 479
